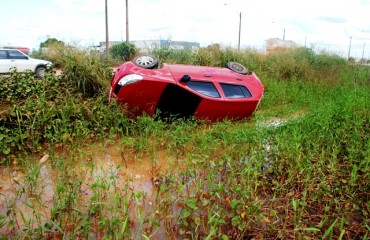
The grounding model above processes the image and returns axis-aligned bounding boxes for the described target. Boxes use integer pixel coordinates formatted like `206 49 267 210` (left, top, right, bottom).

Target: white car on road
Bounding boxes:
0 49 52 78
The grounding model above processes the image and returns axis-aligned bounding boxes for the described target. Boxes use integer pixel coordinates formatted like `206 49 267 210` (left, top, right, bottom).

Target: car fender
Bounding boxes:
33 63 47 72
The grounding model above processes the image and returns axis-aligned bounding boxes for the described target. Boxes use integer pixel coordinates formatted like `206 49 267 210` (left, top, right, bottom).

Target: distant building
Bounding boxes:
265 38 298 51
99 41 123 53
99 40 200 53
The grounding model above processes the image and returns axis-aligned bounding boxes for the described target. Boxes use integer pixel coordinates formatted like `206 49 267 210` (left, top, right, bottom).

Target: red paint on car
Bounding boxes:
110 56 264 121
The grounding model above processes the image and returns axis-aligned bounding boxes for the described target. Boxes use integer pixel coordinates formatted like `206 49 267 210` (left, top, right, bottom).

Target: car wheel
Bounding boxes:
133 55 158 69
35 66 46 78
226 62 248 75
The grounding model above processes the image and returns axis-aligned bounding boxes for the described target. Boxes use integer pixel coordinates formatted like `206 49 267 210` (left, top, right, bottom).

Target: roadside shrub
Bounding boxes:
193 48 214 66
193 44 224 67
258 48 311 81
45 44 112 98
0 70 54 102
0 71 130 162
30 42 66 68
258 48 348 82
110 42 138 61
0 46 127 162
151 47 195 65
0 94 130 162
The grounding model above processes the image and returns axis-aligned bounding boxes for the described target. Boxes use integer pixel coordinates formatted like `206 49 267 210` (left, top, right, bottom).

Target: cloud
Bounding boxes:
53 0 102 14
316 17 347 24
1 0 369 58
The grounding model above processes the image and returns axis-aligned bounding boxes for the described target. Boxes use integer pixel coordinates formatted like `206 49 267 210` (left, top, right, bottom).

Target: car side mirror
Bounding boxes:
180 74 191 83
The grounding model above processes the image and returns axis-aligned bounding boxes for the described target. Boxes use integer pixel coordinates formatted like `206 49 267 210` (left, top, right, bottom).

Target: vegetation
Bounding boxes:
110 42 138 61
39 38 65 49
30 38 65 62
0 46 369 239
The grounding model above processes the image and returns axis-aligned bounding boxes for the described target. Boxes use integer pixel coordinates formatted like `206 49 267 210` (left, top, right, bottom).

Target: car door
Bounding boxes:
0 50 12 73
7 50 31 72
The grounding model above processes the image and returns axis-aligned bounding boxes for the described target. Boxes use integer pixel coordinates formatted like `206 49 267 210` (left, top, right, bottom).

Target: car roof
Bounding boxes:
0 48 25 53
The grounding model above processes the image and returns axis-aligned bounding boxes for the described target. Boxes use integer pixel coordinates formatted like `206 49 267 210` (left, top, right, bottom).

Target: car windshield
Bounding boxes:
186 81 220 98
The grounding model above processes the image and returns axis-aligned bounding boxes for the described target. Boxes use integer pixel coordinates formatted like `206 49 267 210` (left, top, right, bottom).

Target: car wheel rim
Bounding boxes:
136 56 154 66
227 62 248 74
37 69 45 78
231 63 242 71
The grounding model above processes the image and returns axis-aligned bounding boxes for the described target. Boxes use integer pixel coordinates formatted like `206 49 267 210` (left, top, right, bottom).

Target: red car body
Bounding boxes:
109 60 264 121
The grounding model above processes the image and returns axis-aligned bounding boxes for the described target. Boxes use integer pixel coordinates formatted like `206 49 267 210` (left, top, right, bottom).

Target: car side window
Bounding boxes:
0 50 7 59
187 81 220 98
220 83 252 98
8 50 28 59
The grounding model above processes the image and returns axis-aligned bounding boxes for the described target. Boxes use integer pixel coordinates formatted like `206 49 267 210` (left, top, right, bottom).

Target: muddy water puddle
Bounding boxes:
0 142 181 237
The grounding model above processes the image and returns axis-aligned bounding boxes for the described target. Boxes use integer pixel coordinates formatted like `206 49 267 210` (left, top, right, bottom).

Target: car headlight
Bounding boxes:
118 74 143 86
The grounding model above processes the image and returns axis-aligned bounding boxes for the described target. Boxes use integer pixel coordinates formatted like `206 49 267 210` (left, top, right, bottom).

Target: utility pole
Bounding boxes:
238 12 241 51
347 36 352 60
105 0 109 59
272 22 285 41
224 3 242 52
126 0 129 42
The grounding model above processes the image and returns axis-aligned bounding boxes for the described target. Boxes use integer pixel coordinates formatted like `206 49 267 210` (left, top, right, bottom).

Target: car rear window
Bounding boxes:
187 81 220 98
220 83 252 98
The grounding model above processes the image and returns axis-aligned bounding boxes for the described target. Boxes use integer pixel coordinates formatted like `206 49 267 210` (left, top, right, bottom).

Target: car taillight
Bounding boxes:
118 74 143 86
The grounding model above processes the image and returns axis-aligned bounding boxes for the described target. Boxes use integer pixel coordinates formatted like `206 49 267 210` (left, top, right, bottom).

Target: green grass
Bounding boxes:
0 46 369 239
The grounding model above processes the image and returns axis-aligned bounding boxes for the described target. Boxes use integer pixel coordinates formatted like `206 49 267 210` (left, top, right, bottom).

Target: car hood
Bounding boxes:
29 57 53 66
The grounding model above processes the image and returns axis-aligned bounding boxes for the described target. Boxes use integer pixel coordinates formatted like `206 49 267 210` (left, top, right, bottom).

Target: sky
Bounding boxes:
1 0 370 59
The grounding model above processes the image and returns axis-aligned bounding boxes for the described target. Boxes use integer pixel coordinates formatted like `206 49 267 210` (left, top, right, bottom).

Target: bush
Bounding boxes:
44 44 113 98
151 47 195 65
110 42 138 61
0 67 128 162
256 48 348 82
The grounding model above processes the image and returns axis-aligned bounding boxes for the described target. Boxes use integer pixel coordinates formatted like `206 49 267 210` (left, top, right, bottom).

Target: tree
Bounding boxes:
110 42 138 61
40 38 64 48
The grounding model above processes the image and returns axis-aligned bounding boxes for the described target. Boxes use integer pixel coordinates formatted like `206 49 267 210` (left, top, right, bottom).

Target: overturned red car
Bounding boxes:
109 55 264 121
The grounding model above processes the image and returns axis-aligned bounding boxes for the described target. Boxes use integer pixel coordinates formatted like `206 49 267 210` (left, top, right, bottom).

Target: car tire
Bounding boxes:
226 62 248 75
133 55 158 69
35 66 46 78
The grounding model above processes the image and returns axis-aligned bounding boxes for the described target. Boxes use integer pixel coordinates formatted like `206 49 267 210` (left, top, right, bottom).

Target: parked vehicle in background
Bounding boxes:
6 46 30 54
0 49 52 78
109 55 264 121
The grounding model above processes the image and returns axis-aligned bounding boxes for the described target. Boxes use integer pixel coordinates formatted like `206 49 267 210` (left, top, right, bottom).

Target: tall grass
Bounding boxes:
0 46 369 238
0 46 129 163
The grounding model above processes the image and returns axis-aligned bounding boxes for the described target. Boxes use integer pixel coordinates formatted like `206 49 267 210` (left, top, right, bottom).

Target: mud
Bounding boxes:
0 142 173 237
